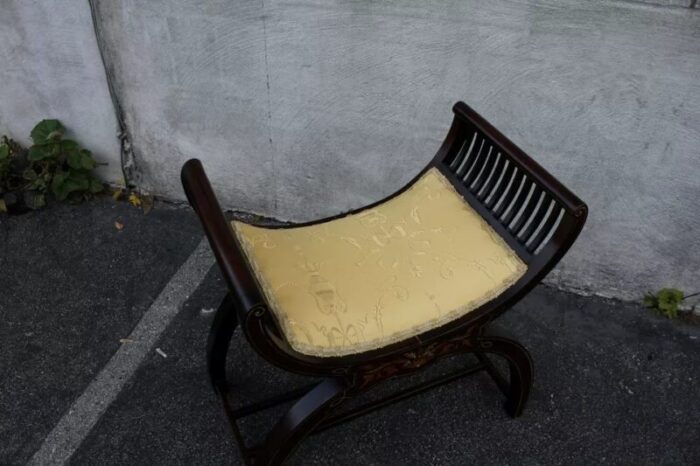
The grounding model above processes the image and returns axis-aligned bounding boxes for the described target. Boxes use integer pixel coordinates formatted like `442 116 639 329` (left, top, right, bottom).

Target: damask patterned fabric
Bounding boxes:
232 168 527 357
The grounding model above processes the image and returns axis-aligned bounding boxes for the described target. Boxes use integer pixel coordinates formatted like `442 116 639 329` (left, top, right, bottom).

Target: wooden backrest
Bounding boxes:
438 102 587 266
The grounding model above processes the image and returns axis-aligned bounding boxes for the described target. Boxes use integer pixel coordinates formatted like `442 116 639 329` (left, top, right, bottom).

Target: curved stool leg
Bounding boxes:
207 293 239 392
476 333 533 418
252 378 348 466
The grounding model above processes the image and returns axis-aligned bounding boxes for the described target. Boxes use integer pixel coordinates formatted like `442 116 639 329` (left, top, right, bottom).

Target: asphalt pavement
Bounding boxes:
1 198 698 465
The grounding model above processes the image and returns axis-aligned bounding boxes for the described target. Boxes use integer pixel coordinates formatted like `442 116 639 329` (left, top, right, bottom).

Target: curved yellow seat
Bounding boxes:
233 168 527 357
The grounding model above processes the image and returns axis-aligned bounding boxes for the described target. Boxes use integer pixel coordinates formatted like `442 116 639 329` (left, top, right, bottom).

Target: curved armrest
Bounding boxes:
180 159 263 311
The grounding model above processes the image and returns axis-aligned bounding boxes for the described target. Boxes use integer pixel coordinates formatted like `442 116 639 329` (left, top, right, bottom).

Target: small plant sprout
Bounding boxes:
643 288 699 319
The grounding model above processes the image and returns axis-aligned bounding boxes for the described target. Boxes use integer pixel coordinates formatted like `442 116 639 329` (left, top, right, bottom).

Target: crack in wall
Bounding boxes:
87 0 140 188
260 0 276 211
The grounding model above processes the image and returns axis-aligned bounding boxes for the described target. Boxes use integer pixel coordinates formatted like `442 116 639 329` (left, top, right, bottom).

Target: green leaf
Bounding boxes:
28 145 52 161
54 185 69 201
643 294 657 308
659 302 678 319
658 299 673 311
89 177 103 193
61 139 79 156
0 198 6 213
0 144 8 160
53 180 79 201
51 170 68 196
646 288 684 319
30 119 64 145
658 288 683 303
23 168 38 180
80 150 96 170
67 172 89 191
67 150 83 169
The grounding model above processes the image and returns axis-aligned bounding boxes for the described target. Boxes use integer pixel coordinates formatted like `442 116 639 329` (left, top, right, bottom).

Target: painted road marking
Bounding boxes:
28 238 213 465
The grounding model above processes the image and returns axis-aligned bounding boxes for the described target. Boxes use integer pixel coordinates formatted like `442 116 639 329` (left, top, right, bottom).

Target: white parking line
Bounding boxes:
28 238 214 465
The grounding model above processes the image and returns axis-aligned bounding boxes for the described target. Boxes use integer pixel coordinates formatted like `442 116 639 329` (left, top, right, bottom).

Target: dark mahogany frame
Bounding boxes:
181 102 587 465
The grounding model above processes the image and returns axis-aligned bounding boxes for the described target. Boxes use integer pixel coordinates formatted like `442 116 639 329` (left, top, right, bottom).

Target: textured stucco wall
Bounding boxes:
1 0 698 300
90 0 700 299
0 1 121 181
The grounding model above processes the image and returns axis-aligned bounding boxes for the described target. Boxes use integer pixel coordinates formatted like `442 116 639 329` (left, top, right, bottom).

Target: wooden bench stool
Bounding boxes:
181 102 587 465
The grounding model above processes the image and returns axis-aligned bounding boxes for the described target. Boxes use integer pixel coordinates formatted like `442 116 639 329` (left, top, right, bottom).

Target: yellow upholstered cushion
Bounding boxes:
232 168 527 357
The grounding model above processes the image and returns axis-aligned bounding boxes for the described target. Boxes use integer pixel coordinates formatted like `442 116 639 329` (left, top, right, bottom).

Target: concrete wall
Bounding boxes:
0 1 121 181
2 0 699 300
90 0 700 299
